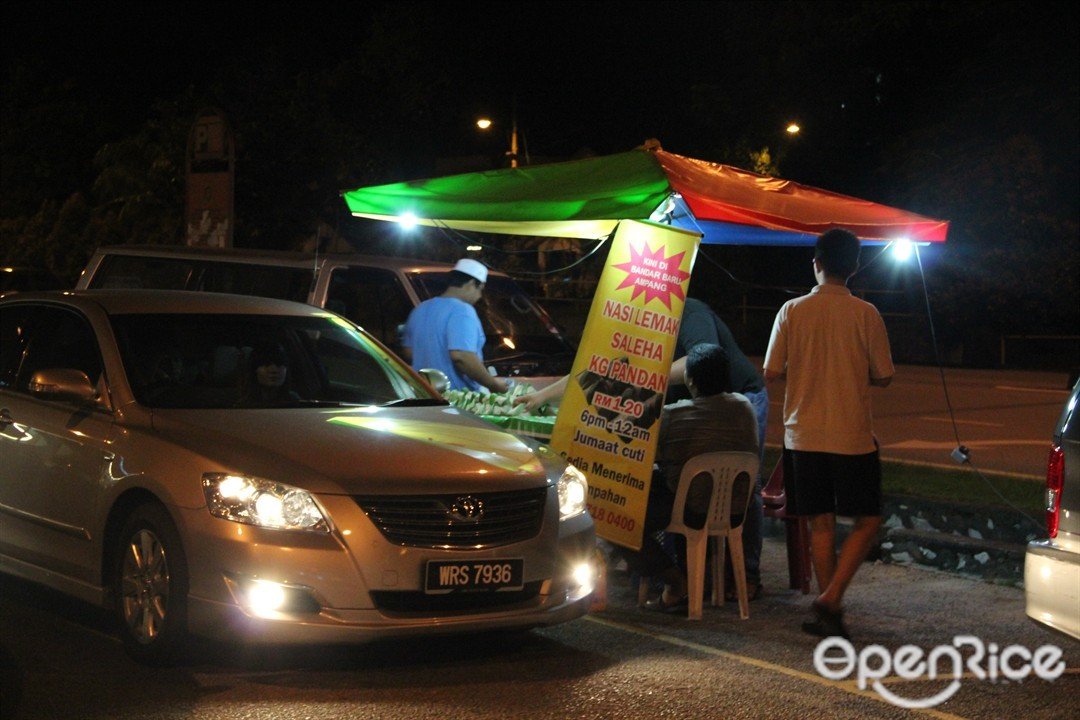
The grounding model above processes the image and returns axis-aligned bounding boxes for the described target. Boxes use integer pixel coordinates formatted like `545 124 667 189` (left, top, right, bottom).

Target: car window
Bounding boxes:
89 254 315 303
89 254 195 290
0 304 34 388
326 266 414 350
3 305 104 393
407 272 567 341
110 313 438 409
193 261 314 303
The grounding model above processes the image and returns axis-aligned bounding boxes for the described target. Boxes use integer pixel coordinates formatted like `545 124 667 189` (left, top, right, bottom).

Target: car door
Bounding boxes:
0 302 116 584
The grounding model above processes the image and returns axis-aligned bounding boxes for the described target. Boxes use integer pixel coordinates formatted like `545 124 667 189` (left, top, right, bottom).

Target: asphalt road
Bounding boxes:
761 364 1073 479
3 537 1075 720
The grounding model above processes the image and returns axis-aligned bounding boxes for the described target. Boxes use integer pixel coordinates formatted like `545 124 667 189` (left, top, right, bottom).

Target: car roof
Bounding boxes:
1 289 326 317
88 244 510 277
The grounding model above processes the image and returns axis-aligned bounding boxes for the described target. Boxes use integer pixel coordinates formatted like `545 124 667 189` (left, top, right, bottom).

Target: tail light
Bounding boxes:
1046 445 1064 538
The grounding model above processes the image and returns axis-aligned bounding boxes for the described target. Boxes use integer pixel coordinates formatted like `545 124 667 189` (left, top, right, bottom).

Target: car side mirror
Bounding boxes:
418 368 449 395
28 368 98 403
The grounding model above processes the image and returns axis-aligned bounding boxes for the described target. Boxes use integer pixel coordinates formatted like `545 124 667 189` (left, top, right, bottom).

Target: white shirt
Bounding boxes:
764 284 894 454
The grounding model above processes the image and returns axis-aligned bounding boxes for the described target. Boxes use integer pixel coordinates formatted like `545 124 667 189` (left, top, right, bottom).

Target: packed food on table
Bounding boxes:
445 381 537 416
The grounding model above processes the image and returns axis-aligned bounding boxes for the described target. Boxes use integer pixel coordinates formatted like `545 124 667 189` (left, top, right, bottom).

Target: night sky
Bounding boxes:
7 2 1076 188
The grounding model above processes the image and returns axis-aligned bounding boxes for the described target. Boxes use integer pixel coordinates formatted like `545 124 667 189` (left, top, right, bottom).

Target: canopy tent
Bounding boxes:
342 148 948 246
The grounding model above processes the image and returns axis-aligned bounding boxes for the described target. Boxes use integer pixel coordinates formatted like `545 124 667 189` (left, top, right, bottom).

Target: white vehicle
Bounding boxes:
76 245 575 384
1024 379 1080 641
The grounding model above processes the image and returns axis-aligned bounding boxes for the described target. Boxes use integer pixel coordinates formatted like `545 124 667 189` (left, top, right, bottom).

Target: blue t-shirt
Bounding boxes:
402 296 487 391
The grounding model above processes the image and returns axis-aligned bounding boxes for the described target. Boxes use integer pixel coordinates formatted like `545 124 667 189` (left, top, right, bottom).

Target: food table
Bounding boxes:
478 413 556 442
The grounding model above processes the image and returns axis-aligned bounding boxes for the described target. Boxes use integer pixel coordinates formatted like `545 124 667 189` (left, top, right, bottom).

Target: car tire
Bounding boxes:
113 503 190 666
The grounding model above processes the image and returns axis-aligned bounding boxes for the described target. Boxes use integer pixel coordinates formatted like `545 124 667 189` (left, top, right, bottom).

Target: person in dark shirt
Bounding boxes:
627 343 760 610
666 298 768 598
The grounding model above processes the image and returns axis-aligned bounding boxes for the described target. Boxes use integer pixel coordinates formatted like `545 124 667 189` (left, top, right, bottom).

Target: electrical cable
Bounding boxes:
849 241 895 278
913 243 1044 532
432 219 607 257
674 209 806 296
691 247 806 297
431 221 551 254
431 220 612 276
508 237 611 276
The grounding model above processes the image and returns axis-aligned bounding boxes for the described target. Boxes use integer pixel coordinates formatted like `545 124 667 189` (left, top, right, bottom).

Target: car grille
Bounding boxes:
353 487 548 548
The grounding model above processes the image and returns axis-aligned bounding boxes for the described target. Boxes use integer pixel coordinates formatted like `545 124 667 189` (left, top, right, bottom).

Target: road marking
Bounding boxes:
584 615 969 719
994 385 1070 395
877 456 1042 480
918 416 1003 428
885 439 1048 450
876 668 1080 684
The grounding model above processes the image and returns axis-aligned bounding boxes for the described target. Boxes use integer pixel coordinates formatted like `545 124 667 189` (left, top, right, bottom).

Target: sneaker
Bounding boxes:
801 600 850 639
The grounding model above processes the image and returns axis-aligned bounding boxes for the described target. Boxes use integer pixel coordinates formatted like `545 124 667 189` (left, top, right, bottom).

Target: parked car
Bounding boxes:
0 290 595 664
76 245 575 383
1024 378 1080 640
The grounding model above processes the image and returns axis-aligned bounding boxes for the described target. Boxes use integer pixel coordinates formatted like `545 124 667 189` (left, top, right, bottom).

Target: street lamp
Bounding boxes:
786 122 801 135
476 115 521 168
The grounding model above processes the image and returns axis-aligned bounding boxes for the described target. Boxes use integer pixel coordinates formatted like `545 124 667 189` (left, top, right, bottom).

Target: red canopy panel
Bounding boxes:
655 150 949 243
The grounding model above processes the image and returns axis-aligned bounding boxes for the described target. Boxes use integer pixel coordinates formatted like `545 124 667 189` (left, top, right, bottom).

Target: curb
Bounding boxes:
881 528 1026 584
762 494 1043 587
877 495 1039 585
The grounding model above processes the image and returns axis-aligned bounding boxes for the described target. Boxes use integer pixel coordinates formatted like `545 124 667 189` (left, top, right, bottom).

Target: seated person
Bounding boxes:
237 342 301 406
623 343 760 611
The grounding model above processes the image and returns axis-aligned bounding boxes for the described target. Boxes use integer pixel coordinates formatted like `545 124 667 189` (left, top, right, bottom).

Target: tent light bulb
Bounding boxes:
892 237 913 262
399 212 418 230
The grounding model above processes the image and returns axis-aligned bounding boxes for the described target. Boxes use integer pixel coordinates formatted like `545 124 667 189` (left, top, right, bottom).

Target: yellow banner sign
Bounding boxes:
550 220 700 549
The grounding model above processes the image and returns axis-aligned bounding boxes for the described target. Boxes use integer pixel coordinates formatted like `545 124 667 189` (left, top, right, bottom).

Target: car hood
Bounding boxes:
149 405 550 495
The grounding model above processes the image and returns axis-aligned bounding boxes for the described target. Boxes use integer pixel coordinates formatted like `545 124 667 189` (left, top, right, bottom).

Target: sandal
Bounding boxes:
644 593 689 614
801 600 850 639
724 582 763 602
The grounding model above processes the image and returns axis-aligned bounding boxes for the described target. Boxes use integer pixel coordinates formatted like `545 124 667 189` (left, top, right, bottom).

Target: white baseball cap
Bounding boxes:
453 258 489 284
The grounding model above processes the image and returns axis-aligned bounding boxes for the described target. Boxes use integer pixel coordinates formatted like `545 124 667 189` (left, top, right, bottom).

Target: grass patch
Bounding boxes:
762 448 1044 516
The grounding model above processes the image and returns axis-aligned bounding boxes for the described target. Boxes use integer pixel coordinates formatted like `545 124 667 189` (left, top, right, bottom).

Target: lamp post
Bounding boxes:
476 115 521 168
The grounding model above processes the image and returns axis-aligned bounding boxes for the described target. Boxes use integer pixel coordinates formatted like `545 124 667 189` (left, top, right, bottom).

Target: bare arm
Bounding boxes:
870 375 893 388
449 349 508 393
763 368 785 383
513 375 569 414
668 356 687 386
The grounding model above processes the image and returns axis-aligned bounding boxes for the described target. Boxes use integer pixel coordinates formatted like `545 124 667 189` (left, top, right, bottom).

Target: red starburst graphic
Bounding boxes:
611 242 691 309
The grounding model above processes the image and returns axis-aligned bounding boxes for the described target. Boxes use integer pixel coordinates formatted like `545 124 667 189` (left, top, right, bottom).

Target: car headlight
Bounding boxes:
202 473 329 532
558 464 588 520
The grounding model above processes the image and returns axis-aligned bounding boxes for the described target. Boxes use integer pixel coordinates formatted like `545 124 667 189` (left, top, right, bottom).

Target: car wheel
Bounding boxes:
114 503 189 665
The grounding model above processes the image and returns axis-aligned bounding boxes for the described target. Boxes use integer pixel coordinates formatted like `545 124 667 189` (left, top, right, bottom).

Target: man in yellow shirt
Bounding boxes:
764 229 894 638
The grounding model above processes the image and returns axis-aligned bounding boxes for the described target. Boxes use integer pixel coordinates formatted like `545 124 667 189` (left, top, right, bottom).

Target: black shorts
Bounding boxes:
782 447 882 517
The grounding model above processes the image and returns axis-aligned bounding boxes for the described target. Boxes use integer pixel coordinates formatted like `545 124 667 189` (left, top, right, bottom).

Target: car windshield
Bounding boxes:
408 271 574 356
111 312 442 409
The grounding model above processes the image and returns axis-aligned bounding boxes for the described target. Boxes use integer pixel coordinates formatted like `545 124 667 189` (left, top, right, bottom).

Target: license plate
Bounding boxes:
425 559 524 594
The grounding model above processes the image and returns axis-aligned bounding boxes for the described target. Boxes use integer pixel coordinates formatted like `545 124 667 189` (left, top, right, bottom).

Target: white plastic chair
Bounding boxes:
651 451 760 620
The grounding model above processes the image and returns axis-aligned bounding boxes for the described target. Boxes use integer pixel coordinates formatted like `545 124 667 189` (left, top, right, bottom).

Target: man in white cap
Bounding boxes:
401 258 510 393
